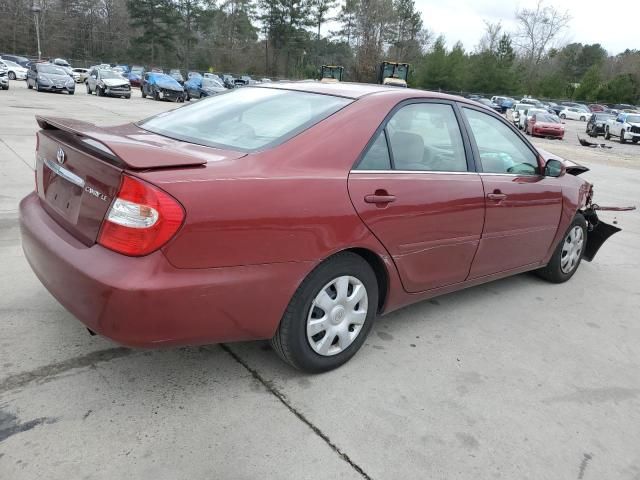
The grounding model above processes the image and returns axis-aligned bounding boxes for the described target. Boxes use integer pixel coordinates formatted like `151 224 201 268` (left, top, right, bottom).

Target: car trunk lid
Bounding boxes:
35 116 246 246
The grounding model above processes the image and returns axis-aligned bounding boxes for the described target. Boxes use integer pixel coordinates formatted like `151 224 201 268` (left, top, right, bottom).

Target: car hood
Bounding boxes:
627 122 640 128
103 78 129 87
156 80 182 91
537 148 589 176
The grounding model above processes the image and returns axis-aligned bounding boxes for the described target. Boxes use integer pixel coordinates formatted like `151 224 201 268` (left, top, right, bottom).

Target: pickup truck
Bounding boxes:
605 112 640 143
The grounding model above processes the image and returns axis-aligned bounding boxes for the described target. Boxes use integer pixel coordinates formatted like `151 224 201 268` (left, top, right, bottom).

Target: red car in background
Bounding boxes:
526 112 565 139
589 104 606 112
19 83 627 372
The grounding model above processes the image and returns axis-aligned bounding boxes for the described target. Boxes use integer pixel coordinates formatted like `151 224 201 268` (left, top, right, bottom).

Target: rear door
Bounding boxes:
348 101 485 293
460 105 562 278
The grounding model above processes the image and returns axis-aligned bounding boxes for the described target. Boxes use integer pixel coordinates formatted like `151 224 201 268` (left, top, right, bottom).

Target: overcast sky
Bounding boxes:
415 0 639 55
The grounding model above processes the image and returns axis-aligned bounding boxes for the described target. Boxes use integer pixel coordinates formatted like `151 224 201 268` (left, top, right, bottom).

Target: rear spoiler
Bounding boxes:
36 116 209 170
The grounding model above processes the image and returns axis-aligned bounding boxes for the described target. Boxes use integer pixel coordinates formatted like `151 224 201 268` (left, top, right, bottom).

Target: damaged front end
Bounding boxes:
581 188 635 261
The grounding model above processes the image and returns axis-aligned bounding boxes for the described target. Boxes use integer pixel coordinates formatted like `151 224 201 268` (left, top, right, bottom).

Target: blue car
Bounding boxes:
127 65 144 87
141 72 185 102
184 74 226 100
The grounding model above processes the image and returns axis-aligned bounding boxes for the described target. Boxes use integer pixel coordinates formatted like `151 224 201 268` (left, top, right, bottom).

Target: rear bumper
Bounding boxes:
20 193 311 347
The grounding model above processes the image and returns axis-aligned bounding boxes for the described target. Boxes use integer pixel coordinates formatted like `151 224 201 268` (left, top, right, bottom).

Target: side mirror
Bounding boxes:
545 159 566 178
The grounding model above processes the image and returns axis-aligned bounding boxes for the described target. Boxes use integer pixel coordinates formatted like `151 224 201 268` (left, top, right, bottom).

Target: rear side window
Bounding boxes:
139 88 351 151
358 132 391 170
386 103 467 171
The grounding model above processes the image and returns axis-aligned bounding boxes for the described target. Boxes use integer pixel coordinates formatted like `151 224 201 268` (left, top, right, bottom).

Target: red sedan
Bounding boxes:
20 83 624 372
526 113 565 139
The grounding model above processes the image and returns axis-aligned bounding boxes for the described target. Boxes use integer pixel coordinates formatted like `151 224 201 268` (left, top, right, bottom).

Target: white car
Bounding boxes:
520 97 540 106
559 107 589 121
0 59 28 80
72 68 90 83
0 63 9 90
507 103 529 128
519 108 547 130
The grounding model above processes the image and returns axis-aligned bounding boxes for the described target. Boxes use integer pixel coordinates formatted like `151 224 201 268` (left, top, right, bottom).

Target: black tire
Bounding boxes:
560 113 566 119
86 83 91 94
8 72 16 80
271 252 378 373
604 128 611 140
536 214 587 283
633 138 638 144
141 87 146 98
68 90 74 95
620 130 626 144
153 90 160 101
185 92 191 101
27 80 32 89
96 86 103 97
580 116 586 121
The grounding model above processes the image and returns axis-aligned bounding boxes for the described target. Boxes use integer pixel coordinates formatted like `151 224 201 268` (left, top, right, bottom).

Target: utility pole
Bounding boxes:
32 2 42 60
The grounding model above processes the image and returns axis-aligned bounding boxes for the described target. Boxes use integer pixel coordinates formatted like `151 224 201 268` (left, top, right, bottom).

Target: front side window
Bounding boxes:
385 103 467 172
462 107 539 175
139 87 351 151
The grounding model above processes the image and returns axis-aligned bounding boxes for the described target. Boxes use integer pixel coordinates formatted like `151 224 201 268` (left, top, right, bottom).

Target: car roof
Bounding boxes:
259 81 471 102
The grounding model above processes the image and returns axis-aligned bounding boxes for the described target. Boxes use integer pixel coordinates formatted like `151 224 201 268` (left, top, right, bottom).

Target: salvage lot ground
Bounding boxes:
1 80 639 480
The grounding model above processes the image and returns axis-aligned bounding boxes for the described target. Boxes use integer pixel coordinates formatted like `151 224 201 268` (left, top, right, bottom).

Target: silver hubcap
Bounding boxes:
306 276 368 357
561 226 584 274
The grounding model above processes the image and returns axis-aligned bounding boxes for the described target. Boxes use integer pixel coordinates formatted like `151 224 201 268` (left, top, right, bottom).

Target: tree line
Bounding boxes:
0 0 638 103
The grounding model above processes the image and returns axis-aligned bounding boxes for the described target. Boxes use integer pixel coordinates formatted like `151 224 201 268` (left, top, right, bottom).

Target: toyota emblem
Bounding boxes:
56 147 65 165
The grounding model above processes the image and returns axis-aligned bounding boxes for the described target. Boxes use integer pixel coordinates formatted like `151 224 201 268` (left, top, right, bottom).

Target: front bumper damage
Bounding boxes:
582 204 635 261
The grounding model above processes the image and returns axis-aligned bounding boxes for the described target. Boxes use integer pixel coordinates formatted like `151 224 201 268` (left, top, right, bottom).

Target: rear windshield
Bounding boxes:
139 87 352 151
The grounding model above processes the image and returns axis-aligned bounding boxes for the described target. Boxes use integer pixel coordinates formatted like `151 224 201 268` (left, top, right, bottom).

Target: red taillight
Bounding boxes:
98 175 185 256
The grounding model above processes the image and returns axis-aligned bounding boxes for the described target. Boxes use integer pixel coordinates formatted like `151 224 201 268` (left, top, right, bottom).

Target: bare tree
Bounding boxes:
514 0 570 65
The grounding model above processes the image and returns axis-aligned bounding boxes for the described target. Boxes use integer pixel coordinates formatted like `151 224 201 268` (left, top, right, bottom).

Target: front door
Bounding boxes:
348 102 485 293
460 106 562 278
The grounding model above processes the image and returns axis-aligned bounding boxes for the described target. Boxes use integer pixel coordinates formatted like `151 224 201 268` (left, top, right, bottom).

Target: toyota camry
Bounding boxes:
19 83 630 372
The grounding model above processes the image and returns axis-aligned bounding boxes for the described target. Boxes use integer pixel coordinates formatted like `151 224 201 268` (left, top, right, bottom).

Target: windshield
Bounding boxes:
627 115 640 123
100 70 124 79
536 114 559 123
39 65 68 75
3 60 20 68
202 78 223 88
139 87 351 151
153 74 176 83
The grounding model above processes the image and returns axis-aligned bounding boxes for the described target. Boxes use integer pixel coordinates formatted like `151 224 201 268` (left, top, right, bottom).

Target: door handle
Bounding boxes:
365 193 396 204
487 193 507 201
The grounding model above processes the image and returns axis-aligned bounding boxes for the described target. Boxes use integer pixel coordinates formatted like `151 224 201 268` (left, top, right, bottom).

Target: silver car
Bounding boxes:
0 63 9 90
86 68 131 98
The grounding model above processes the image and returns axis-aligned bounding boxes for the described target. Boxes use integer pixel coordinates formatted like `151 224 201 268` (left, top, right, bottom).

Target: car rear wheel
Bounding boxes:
536 214 587 283
604 128 611 140
8 72 16 80
580 116 586 121
560 114 566 119
271 252 378 372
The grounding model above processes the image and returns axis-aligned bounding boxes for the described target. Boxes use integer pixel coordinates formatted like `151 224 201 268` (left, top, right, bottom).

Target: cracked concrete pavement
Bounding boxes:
1 80 640 479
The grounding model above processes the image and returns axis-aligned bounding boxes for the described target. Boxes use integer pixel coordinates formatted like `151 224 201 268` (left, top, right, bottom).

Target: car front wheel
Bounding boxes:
560 114 566 119
620 130 626 143
536 214 587 283
604 128 611 140
271 252 378 372
8 72 16 80
86 83 91 94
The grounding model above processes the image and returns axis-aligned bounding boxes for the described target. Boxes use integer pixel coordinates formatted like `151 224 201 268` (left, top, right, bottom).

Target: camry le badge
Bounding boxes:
56 146 66 165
